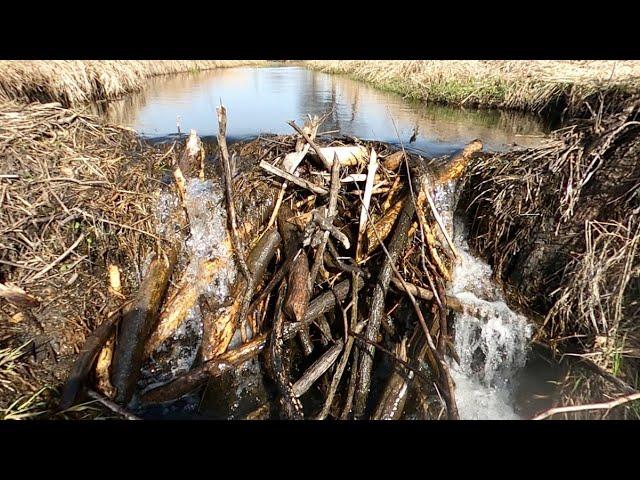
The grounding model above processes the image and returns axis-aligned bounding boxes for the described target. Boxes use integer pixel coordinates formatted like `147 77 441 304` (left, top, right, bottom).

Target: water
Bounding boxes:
91 65 550 157
107 64 557 419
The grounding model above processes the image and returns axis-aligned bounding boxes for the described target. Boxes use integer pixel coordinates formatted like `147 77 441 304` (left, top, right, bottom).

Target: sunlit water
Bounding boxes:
105 65 560 419
90 65 550 157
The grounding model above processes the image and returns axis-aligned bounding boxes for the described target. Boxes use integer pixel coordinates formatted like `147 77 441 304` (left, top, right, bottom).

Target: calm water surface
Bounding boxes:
92 66 550 157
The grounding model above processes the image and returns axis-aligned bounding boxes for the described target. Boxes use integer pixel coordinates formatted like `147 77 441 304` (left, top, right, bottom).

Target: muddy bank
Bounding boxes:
459 95 640 418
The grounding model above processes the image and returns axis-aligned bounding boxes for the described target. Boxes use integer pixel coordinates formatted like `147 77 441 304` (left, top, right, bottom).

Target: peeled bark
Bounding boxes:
111 250 177 404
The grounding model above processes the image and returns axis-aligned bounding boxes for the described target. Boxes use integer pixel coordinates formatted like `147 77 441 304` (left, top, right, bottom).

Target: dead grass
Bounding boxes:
0 100 172 413
0 61 267 106
304 61 640 115
460 93 640 416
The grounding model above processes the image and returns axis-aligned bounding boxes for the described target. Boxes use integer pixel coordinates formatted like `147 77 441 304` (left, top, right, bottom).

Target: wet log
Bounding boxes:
201 228 281 360
111 250 177 404
59 306 126 410
140 334 268 405
372 338 411 420
434 139 483 183
353 186 416 419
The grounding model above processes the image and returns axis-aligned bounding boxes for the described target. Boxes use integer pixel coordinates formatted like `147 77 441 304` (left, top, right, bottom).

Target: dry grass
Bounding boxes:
0 100 172 413
0 61 267 106
304 61 640 115
460 93 640 416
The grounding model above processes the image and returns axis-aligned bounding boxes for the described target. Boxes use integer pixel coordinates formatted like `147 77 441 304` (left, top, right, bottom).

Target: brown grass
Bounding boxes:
303 61 640 115
0 100 171 413
460 93 640 415
0 61 267 107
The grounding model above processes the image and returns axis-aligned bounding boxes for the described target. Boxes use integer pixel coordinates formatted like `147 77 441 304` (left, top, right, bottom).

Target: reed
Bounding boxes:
0 60 267 106
303 60 640 115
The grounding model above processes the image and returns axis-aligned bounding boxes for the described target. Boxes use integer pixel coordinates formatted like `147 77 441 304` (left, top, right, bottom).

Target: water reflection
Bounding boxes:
88 66 550 157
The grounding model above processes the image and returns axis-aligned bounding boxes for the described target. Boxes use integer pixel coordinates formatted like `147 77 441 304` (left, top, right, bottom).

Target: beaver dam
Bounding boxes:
1 64 639 420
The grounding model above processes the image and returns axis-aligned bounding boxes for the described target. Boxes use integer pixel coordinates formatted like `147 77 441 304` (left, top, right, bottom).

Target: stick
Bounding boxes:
29 233 86 282
217 104 251 282
532 392 640 420
260 160 329 195
292 342 343 398
86 390 141 420
288 121 332 170
309 155 340 287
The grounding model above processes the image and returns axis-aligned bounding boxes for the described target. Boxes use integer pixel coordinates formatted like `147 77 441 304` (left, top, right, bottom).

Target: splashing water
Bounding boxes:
447 216 532 419
140 177 236 398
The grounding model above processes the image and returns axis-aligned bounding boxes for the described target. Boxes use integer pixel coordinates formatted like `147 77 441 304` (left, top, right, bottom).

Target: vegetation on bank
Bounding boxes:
460 94 640 418
0 61 267 107
303 60 640 116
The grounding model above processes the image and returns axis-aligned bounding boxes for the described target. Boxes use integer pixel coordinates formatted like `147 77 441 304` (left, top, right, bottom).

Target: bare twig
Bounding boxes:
532 392 640 420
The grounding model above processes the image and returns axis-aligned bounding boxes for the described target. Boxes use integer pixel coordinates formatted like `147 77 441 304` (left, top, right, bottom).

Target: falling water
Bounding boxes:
447 217 533 420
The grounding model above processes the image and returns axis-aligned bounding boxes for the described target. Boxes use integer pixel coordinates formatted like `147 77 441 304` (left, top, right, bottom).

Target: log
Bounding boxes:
59 307 125 410
201 228 281 360
111 250 177 404
435 139 483 183
140 334 268 405
314 146 368 167
353 193 416 419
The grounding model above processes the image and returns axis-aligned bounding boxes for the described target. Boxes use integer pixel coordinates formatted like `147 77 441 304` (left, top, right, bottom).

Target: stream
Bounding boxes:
93 65 562 420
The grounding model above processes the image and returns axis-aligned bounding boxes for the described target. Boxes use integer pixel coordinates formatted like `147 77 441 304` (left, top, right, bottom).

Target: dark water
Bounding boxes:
90 65 551 157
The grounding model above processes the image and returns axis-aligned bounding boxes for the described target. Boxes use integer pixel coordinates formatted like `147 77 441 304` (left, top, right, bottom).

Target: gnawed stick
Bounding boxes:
59 302 130 410
111 250 177 404
140 334 268 405
292 342 343 398
217 104 251 282
288 120 332 170
94 264 121 399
